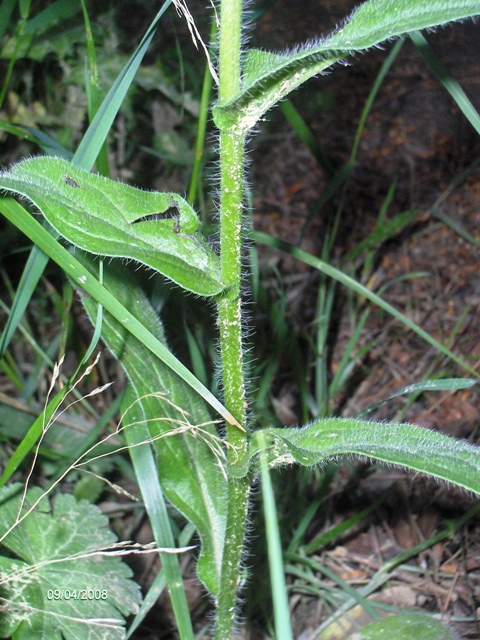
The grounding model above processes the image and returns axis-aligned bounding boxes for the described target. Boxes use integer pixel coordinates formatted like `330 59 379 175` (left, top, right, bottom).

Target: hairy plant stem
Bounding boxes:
215 138 250 629
215 0 251 637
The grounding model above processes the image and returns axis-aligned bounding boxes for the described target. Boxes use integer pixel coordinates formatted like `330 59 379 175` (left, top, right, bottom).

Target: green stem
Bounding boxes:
214 477 250 639
218 0 242 104
218 132 248 451
217 0 247 467
215 0 251 637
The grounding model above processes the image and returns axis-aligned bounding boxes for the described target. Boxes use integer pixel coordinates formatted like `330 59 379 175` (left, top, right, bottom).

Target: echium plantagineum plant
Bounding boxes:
0 0 480 639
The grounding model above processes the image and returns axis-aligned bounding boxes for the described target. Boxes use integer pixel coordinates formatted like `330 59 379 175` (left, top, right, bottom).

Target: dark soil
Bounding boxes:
246 2 480 638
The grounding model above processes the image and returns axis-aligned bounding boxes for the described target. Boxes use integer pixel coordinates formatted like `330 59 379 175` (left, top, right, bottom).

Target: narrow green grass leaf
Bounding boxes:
379 502 480 576
357 377 477 417
342 210 418 263
0 197 240 430
410 30 480 136
127 516 193 640
350 38 405 161
253 231 478 377
79 0 110 177
306 503 480 634
280 100 334 176
303 497 384 555
0 120 39 144
73 0 172 169
24 0 80 34
327 308 373 402
184 324 209 387
258 432 293 640
188 19 216 204
122 385 195 640
0 0 16 42
255 418 480 494
431 206 480 250
79 258 227 597
17 126 72 157
0 245 48 359
0 385 68 488
286 552 380 621
0 0 32 109
127 571 167 638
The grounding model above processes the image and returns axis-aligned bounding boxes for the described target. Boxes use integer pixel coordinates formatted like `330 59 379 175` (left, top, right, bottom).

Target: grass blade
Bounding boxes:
0 246 48 359
253 231 478 377
0 0 16 42
357 377 477 418
0 0 172 358
410 30 480 136
0 384 68 487
0 197 240 429
259 432 293 640
23 0 80 34
123 386 195 640
280 99 334 176
73 0 173 170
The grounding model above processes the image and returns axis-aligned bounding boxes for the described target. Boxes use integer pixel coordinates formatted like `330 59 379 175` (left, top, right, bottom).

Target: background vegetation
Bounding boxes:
0 0 479 638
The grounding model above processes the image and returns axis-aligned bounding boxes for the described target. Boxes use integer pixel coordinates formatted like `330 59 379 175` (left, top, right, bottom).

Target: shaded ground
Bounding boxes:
246 2 480 638
251 4 480 438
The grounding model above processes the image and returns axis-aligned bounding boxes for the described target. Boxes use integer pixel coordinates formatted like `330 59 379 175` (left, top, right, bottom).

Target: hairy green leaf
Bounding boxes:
0 156 224 297
78 257 227 596
213 0 480 133
250 418 480 493
0 197 238 430
356 613 458 640
0 483 141 640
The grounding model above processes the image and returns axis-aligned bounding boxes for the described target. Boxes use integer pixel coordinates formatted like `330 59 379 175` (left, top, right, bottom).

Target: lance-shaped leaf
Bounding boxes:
213 0 480 133
249 418 480 494
78 257 227 596
0 156 224 297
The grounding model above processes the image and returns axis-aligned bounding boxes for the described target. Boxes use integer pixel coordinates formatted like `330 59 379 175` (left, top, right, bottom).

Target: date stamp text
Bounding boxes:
46 589 108 601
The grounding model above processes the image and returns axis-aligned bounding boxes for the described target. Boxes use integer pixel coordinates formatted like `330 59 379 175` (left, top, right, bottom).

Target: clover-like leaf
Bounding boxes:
0 156 224 297
0 483 141 640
